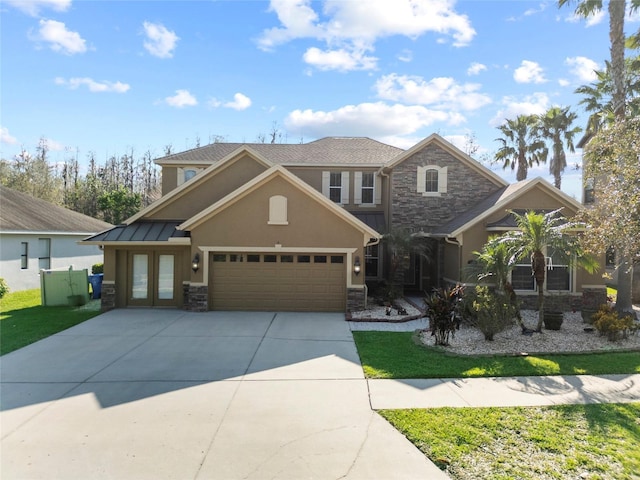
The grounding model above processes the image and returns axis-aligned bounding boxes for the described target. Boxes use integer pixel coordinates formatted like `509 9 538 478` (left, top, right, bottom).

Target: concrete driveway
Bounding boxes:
1 309 447 479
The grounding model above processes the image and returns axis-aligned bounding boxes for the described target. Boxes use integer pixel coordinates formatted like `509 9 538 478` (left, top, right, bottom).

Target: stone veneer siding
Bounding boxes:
185 285 208 312
517 293 582 312
347 287 367 312
101 282 116 311
391 144 502 231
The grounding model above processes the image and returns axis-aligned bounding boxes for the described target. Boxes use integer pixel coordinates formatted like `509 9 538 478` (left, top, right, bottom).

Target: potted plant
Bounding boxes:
543 311 564 330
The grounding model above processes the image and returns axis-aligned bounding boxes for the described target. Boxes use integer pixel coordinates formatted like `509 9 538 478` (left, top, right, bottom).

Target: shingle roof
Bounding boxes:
155 137 404 166
0 185 113 233
83 221 188 242
433 180 537 236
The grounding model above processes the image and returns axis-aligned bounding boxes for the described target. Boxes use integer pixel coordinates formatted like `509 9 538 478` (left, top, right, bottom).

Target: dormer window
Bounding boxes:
178 167 202 186
417 165 447 196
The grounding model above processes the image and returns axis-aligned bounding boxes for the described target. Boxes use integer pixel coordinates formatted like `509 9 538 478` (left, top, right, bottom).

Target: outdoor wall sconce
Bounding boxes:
354 256 361 276
192 253 200 272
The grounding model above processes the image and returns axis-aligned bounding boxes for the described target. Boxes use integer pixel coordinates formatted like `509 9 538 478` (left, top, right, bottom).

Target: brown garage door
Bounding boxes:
210 253 346 312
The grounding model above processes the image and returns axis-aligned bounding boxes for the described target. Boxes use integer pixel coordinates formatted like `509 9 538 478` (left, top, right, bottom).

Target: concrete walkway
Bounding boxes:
368 374 640 410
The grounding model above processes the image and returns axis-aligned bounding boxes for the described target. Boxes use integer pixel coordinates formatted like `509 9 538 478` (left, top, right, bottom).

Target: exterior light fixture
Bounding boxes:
354 256 361 276
192 253 200 272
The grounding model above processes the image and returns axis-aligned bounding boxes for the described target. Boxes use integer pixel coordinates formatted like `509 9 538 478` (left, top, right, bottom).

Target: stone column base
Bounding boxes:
347 287 367 312
185 285 208 312
101 282 116 311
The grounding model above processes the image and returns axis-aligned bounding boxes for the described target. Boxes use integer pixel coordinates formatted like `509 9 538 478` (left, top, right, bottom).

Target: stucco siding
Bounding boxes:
150 155 268 220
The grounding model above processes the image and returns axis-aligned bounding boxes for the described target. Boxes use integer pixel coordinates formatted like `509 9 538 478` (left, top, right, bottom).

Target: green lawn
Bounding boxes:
0 289 102 355
380 403 640 480
353 331 640 378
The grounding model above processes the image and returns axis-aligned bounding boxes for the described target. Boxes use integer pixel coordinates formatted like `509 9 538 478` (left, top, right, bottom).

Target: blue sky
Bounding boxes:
2 0 638 200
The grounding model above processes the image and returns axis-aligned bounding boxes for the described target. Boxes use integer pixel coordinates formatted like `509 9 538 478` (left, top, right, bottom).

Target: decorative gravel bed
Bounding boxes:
422 310 640 355
349 301 640 355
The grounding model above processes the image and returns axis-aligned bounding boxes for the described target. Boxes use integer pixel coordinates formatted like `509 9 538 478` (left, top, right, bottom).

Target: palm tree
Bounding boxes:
538 106 582 189
495 115 547 181
559 0 639 315
499 209 598 332
472 236 525 330
574 56 640 137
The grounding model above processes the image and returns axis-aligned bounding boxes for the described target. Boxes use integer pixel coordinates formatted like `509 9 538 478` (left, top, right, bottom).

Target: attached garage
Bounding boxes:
209 252 346 312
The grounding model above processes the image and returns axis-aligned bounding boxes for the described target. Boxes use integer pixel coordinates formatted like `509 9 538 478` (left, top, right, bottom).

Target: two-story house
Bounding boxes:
82 134 605 313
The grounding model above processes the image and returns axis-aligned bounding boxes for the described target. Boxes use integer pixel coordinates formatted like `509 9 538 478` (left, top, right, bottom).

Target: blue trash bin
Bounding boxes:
88 274 104 299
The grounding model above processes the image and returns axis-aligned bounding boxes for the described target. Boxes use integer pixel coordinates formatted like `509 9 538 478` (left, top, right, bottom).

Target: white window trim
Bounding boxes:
510 249 576 293
177 167 202 186
354 172 381 206
417 165 447 197
322 171 349 204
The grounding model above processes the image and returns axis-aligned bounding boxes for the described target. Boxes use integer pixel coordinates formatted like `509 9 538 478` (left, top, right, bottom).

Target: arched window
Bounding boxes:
417 165 448 196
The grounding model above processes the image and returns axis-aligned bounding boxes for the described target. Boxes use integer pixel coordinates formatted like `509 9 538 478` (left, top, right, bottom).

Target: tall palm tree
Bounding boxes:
499 209 598 332
559 0 639 315
495 115 547 181
574 56 640 137
538 106 582 189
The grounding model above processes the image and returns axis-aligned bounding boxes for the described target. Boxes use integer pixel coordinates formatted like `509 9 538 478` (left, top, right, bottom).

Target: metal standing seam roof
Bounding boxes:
82 221 189 242
154 137 405 166
351 212 387 233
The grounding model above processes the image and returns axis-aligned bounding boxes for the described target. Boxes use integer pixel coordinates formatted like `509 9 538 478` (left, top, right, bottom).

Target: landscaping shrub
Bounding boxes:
592 304 635 341
0 278 8 299
424 286 463 346
91 263 104 274
469 286 515 341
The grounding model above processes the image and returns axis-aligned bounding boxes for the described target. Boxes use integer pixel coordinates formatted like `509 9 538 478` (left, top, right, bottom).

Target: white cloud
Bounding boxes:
54 77 130 93
558 78 570 87
143 21 179 58
224 93 252 111
467 62 487 76
33 19 86 55
5 0 71 16
209 93 253 110
565 56 600 83
165 90 197 108
0 126 18 145
489 92 550 126
303 47 377 71
284 101 465 139
564 9 605 27
397 49 413 62
374 73 492 111
513 60 546 84
258 0 475 70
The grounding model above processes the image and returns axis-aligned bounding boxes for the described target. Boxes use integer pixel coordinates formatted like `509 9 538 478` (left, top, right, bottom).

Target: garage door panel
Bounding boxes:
210 253 345 312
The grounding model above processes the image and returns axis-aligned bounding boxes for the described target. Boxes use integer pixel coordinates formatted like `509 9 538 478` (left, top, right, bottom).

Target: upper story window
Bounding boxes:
322 171 349 204
354 172 381 205
361 172 374 203
178 167 202 186
417 165 447 196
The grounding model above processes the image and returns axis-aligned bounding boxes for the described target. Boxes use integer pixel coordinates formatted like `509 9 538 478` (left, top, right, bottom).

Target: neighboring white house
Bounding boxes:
0 186 112 291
